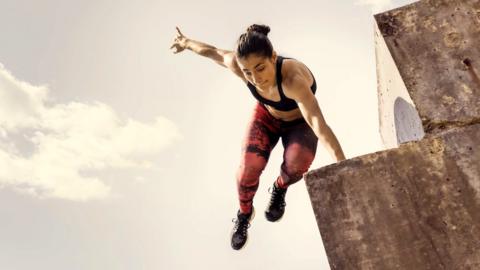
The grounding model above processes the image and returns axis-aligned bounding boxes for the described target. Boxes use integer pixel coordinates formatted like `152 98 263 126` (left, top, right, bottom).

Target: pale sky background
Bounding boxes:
0 0 417 269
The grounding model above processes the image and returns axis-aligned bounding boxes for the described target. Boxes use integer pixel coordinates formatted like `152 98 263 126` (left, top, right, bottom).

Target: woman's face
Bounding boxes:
236 52 277 89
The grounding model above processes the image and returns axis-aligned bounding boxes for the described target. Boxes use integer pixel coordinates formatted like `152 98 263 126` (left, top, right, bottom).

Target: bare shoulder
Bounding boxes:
281 58 314 96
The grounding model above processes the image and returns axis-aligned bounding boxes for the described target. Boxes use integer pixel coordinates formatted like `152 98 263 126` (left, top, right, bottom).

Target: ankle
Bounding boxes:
240 205 253 215
274 180 288 190
239 206 254 217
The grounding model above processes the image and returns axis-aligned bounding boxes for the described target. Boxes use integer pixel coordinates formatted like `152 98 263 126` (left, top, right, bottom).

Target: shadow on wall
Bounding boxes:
394 97 424 145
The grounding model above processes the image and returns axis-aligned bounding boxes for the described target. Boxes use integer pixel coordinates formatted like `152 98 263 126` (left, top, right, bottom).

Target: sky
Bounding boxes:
0 0 416 269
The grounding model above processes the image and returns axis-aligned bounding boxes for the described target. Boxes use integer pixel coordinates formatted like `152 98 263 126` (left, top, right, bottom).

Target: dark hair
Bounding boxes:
236 24 273 58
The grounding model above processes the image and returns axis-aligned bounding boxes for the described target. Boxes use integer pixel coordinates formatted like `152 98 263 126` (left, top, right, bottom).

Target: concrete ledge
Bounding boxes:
304 123 480 269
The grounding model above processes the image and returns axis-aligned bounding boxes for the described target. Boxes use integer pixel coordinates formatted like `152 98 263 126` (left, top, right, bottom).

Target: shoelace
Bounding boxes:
232 216 251 236
268 186 287 207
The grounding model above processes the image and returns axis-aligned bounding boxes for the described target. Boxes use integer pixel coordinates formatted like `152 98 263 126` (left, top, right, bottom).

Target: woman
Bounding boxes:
170 24 346 250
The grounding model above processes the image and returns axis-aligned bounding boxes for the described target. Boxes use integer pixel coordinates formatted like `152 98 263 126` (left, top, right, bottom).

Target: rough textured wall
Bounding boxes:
375 0 480 138
305 1 480 269
305 124 480 270
375 20 424 148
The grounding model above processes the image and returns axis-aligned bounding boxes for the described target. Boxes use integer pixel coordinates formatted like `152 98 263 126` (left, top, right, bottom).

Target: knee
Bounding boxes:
282 160 312 180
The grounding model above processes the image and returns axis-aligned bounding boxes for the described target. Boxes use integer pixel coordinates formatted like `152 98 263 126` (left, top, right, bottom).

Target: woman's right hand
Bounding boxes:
170 26 188 54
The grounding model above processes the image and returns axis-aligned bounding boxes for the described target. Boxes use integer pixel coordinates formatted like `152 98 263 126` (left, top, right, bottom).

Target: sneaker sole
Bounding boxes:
264 211 285 222
230 208 255 251
264 202 286 222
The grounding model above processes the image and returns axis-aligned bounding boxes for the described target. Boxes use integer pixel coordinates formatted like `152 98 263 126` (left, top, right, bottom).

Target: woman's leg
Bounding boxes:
236 102 280 214
275 120 318 188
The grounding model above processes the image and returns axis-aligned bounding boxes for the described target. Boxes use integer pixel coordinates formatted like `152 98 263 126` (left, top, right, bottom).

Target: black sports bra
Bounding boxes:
246 55 316 111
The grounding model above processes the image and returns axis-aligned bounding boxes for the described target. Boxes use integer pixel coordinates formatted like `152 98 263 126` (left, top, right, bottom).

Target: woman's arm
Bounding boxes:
283 67 346 162
170 27 246 82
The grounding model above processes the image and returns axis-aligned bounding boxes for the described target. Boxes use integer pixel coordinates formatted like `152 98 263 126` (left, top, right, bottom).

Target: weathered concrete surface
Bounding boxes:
375 20 425 149
374 0 480 138
308 1 480 268
304 123 480 270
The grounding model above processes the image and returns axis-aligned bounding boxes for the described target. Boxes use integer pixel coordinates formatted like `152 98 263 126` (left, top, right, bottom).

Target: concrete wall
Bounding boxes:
375 20 424 148
305 124 480 269
305 1 480 269
376 0 480 139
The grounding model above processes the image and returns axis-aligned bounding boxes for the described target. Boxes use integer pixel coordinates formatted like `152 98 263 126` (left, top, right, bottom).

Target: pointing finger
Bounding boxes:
176 26 183 36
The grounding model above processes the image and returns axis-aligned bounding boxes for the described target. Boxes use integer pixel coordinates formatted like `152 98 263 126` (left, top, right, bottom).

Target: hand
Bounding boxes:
170 26 188 54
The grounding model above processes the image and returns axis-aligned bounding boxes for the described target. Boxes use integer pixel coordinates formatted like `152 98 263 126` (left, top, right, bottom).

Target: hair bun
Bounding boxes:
246 24 270 36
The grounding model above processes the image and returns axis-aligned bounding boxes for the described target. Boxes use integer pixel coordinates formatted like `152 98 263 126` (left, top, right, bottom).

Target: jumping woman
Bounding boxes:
170 24 346 250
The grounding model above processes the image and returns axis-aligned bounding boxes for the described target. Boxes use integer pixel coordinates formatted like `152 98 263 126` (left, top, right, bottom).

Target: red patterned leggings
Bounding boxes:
236 102 318 214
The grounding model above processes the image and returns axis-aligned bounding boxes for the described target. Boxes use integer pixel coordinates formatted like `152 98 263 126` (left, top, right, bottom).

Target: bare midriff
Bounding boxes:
264 105 304 122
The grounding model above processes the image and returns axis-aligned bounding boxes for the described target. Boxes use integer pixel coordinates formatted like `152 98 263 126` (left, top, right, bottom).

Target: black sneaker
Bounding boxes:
265 182 287 222
230 207 255 250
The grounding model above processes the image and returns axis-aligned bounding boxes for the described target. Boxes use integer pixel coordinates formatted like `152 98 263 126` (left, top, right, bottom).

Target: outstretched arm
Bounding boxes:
284 72 346 162
170 26 246 82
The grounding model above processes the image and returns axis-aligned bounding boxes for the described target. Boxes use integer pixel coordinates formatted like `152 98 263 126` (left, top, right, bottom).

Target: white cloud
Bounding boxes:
355 0 393 12
0 63 182 201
